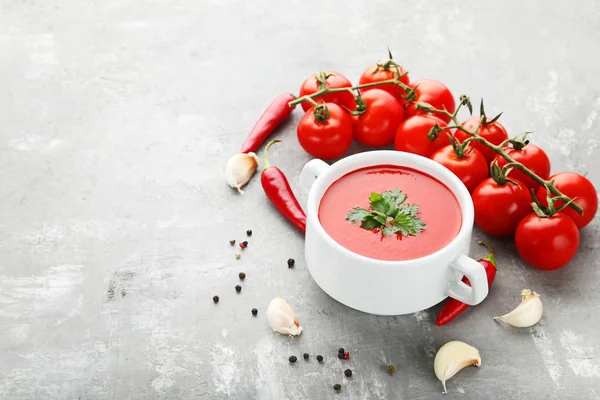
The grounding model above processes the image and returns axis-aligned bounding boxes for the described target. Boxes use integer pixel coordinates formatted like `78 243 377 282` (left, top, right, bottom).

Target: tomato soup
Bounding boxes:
318 165 462 261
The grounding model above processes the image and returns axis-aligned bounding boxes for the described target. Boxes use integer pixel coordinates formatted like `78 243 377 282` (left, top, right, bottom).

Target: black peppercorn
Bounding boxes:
303 353 309 360
338 352 344 359
239 272 246 280
212 295 219 303
251 308 258 316
316 355 323 362
287 258 295 268
333 384 341 392
235 285 242 292
338 347 345 354
289 355 297 363
246 230 252 236
344 369 352 377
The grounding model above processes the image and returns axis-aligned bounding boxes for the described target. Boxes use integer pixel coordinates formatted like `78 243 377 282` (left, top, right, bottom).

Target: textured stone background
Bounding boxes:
1 0 599 399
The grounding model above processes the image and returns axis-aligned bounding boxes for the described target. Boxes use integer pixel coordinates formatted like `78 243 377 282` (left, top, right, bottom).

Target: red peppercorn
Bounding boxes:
343 352 350 360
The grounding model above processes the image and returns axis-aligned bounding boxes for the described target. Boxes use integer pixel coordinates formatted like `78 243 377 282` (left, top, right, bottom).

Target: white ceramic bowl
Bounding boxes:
299 151 489 316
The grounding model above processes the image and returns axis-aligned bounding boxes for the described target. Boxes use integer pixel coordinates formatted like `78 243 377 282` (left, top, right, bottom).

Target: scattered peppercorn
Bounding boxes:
338 353 344 360
239 272 246 280
235 285 242 293
287 258 295 268
303 353 309 360
386 365 396 375
333 384 341 392
289 355 297 363
239 241 249 249
212 295 219 303
235 253 241 260
344 369 352 377
229 239 235 246
251 308 258 316
246 230 252 236
316 355 323 362
343 352 350 360
338 347 345 354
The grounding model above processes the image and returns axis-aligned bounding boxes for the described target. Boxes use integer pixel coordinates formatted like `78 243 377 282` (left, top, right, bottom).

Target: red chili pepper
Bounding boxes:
436 241 497 326
261 140 306 233
240 93 296 154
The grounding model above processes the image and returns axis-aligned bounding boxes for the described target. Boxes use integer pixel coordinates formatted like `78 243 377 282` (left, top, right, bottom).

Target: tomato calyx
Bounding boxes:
490 160 519 187
372 48 407 79
479 99 503 127
448 135 474 159
531 187 578 218
506 131 534 151
313 103 331 122
314 71 335 91
351 95 368 116
426 123 444 141
459 94 473 115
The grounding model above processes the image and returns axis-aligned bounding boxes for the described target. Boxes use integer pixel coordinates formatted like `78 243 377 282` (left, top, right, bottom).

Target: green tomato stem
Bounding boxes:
286 61 582 215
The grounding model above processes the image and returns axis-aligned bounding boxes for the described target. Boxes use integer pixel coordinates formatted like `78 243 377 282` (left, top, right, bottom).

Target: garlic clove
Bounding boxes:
225 152 260 193
494 289 543 328
434 341 481 394
267 297 303 336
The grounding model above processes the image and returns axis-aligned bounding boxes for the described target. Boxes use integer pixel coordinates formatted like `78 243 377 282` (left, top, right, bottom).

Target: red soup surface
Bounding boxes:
318 165 462 261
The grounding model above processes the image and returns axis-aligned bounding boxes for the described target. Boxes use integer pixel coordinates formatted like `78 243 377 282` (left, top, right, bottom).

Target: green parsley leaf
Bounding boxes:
346 188 426 238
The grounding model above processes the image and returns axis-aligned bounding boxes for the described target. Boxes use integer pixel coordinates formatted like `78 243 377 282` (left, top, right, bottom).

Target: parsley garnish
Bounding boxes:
346 188 426 237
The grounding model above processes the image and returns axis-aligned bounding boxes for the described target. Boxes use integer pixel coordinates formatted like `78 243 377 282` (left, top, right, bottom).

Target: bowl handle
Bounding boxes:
445 254 489 306
300 159 329 192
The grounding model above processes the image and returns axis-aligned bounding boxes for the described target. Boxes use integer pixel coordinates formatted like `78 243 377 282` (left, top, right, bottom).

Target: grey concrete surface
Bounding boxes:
1 0 599 399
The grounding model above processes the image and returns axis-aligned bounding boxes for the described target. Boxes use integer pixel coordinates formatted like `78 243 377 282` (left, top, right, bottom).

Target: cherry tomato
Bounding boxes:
454 117 509 162
298 71 355 112
404 79 456 123
494 144 551 191
359 63 410 105
472 178 532 236
352 89 404 147
515 213 580 270
430 145 488 192
297 103 353 160
536 172 598 229
394 115 451 157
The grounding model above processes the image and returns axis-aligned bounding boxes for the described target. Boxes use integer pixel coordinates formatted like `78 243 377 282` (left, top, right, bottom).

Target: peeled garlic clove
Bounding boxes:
434 341 481 394
267 296 302 336
494 289 543 328
225 152 259 193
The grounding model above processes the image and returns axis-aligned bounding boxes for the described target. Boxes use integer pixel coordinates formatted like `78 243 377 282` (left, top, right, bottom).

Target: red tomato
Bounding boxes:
515 213 580 270
430 145 488 192
359 63 410 105
394 115 451 157
298 71 355 112
352 89 404 147
297 103 353 160
472 178 532 236
454 117 509 162
494 144 551 191
404 79 456 123
536 172 598 229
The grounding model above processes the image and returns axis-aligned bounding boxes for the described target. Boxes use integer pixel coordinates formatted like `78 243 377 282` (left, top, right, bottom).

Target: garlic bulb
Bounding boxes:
267 297 302 336
434 341 481 394
494 289 543 328
225 152 259 193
